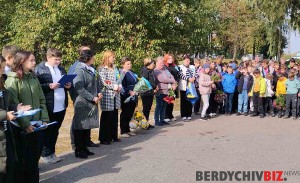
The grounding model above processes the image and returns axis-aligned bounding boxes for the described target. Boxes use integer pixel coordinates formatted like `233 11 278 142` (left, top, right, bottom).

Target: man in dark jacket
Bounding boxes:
236 67 254 116
35 48 71 164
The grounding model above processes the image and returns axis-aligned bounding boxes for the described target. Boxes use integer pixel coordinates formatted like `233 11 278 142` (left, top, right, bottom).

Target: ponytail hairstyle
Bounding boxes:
79 50 94 63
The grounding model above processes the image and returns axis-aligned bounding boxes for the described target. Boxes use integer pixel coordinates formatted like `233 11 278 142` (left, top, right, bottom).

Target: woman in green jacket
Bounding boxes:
5 51 49 183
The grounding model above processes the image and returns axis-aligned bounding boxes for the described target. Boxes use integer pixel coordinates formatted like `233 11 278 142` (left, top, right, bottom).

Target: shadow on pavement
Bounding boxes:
39 123 174 183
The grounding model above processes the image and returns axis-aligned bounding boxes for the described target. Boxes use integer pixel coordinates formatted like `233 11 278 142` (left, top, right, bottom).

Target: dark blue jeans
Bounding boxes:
155 94 167 124
225 93 234 113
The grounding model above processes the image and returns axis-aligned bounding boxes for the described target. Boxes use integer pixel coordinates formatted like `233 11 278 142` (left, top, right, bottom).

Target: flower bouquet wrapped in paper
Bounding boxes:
124 77 153 103
214 90 226 104
163 87 176 104
130 109 150 130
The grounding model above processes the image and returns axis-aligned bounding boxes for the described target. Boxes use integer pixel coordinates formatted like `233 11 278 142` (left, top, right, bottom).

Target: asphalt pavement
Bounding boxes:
40 113 300 183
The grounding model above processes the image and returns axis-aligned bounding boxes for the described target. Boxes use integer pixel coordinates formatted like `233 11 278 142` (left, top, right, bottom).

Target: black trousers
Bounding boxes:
253 92 264 115
207 91 218 114
180 91 193 118
42 109 66 157
0 123 18 183
12 125 40 183
99 109 118 142
141 95 154 121
165 103 174 119
285 94 297 117
232 91 239 113
264 97 274 114
120 96 137 134
74 129 89 152
194 89 201 113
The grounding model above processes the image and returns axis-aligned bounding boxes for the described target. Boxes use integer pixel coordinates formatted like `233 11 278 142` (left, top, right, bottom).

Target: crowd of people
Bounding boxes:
0 44 298 183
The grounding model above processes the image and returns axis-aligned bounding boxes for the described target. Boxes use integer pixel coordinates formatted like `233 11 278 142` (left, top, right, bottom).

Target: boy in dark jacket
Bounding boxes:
236 67 253 116
35 48 71 164
222 66 237 115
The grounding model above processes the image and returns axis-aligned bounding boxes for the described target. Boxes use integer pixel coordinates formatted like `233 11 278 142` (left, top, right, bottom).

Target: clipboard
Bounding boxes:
58 74 77 87
21 121 58 134
14 109 41 118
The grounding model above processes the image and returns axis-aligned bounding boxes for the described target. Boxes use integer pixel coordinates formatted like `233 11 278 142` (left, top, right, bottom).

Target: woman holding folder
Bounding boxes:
5 50 49 183
35 48 71 164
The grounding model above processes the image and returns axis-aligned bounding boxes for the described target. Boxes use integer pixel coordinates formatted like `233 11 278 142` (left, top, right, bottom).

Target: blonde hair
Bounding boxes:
194 58 203 66
266 73 273 80
101 50 115 68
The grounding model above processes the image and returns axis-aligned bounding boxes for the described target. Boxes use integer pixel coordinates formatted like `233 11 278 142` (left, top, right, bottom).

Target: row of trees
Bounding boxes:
0 0 299 70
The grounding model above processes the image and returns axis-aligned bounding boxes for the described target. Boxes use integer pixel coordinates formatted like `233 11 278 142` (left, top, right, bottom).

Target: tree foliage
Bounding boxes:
0 0 218 71
0 0 299 69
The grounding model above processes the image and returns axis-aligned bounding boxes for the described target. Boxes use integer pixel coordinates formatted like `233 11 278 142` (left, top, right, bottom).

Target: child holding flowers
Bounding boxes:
275 73 287 118
199 64 214 121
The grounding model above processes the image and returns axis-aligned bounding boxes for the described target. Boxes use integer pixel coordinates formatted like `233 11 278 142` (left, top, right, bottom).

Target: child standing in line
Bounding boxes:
247 66 255 114
199 64 214 121
276 74 287 118
249 69 266 118
264 73 275 116
284 72 300 120
222 66 237 115
236 67 253 116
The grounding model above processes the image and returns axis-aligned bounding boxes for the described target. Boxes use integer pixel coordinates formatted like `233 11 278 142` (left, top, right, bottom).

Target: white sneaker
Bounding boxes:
171 118 177 121
120 133 130 138
51 154 63 162
187 117 192 120
211 113 217 116
128 132 136 136
42 155 57 164
182 117 187 120
164 118 170 122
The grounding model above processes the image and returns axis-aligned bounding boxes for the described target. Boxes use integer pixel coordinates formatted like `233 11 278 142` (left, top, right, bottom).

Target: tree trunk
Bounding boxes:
252 39 256 59
233 44 237 61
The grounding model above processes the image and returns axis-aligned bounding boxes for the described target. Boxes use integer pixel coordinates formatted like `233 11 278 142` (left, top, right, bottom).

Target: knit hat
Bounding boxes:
203 63 210 69
229 63 237 70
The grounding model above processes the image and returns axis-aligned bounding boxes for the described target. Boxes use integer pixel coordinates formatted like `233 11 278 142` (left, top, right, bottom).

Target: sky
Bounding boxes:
284 30 300 55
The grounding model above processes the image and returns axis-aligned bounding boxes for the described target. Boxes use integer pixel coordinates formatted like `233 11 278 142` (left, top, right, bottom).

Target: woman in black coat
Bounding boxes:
140 58 157 128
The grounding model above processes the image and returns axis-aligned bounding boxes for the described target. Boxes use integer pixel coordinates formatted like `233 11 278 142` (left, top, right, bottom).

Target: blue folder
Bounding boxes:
58 74 77 87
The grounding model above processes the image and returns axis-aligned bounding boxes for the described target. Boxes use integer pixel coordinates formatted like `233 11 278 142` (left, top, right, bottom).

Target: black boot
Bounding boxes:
84 148 95 156
75 150 88 159
278 110 282 118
